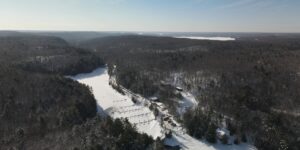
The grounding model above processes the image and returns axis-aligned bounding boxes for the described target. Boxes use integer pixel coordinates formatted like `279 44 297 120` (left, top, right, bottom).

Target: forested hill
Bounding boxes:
0 66 96 149
80 35 300 72
0 66 162 150
0 35 104 75
0 35 163 149
81 35 300 150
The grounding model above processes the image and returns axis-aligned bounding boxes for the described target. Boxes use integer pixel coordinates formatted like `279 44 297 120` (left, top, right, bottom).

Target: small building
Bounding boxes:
176 87 183 92
155 102 164 108
160 80 172 86
217 130 226 139
216 128 230 139
149 96 159 102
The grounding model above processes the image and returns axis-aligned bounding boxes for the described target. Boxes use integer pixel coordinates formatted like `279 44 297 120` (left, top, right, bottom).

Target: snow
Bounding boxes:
176 91 198 115
71 67 256 150
216 128 228 137
71 67 163 139
175 36 236 41
171 133 256 150
149 96 159 101
181 92 198 108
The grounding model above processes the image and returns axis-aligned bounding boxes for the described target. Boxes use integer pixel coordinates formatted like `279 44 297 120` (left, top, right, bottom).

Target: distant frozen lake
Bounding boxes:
175 36 236 41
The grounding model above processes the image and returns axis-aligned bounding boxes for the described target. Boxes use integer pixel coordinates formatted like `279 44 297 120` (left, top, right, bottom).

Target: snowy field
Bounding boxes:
175 36 236 41
71 67 163 138
71 67 256 150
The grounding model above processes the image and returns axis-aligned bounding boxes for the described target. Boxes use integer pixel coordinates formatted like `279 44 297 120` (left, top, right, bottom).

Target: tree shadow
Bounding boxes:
71 67 106 80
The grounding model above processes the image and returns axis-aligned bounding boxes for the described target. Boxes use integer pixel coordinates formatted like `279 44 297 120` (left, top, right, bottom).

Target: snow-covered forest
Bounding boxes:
1 31 300 150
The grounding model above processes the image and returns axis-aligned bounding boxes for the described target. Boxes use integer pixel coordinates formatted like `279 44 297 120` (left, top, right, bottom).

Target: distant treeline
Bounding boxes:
0 36 104 75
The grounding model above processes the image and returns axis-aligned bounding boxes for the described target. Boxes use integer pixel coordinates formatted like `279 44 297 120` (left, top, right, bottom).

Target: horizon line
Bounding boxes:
1 29 300 34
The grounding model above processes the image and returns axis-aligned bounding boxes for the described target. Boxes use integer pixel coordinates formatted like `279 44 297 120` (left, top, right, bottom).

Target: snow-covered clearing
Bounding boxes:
71 67 163 139
71 67 256 150
175 36 236 41
157 92 255 150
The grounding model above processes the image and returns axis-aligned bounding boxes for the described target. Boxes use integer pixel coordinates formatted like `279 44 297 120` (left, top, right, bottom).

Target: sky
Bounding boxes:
0 0 299 33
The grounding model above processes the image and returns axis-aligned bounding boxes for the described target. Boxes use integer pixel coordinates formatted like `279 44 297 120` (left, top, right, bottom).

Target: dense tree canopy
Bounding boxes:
81 35 300 150
0 35 162 150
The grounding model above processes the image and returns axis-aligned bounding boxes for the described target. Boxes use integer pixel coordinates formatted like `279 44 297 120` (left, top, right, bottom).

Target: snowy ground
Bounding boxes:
175 36 236 41
177 92 198 115
166 133 257 150
71 67 163 139
71 67 256 150
156 92 256 150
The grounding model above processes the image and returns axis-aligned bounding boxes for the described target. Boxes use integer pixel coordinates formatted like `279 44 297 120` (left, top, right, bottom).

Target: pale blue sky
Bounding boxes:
0 0 299 32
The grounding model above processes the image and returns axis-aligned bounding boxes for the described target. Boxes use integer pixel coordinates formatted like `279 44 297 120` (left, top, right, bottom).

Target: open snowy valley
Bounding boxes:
71 67 256 150
1 0 300 149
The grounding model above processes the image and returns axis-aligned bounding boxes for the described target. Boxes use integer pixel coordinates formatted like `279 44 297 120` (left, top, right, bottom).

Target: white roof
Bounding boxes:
149 96 159 101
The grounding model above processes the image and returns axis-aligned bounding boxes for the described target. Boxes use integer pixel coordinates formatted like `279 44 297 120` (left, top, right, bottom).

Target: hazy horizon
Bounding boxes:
2 30 300 34
1 0 300 33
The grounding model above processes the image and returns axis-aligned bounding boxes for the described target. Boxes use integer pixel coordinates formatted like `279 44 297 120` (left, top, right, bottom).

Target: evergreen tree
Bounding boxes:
205 123 217 143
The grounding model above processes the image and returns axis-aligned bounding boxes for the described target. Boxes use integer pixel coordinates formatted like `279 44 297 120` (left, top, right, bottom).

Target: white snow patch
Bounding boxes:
175 36 236 41
216 128 229 137
181 92 198 108
172 132 256 150
177 92 198 115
